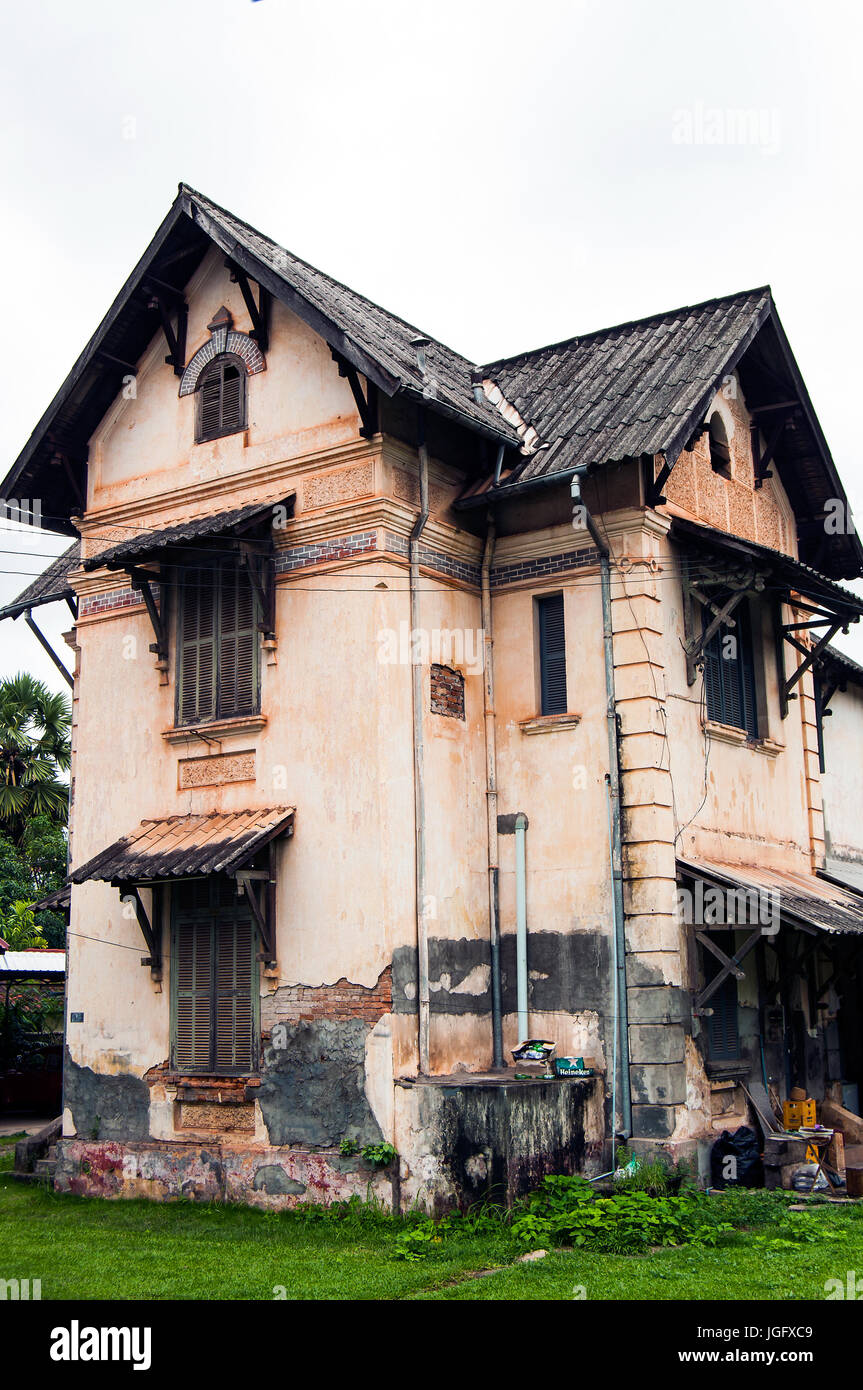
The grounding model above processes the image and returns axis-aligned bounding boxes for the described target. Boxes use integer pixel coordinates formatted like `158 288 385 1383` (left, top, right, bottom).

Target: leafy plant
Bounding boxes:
339 1138 359 1157
362 1142 397 1169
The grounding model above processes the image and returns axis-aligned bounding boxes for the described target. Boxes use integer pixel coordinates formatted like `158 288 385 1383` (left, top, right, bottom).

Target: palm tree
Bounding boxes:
0 674 71 845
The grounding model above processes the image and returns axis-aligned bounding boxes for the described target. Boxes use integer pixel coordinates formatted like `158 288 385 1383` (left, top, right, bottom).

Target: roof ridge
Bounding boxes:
481 285 773 373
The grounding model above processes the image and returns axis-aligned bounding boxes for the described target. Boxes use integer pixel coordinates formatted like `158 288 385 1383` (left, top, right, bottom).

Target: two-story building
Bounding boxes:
3 185 863 1208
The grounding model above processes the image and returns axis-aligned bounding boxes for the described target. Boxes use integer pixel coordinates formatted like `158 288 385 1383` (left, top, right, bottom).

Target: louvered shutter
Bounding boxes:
172 878 258 1074
702 599 759 737
221 365 243 433
218 562 258 717
178 568 217 725
704 936 740 1063
174 915 213 1071
538 593 568 715
199 372 222 440
214 912 255 1071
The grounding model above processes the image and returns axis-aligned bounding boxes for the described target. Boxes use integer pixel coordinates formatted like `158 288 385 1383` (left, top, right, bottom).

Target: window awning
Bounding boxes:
80 495 295 573
70 807 295 885
678 856 863 936
0 540 80 621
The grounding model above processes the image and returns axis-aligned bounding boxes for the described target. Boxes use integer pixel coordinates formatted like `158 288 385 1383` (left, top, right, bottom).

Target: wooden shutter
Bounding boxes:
196 358 246 443
214 912 255 1071
218 561 258 717
178 568 217 725
538 593 568 715
199 371 222 440
704 935 740 1063
172 878 258 1074
174 915 213 1072
702 599 758 737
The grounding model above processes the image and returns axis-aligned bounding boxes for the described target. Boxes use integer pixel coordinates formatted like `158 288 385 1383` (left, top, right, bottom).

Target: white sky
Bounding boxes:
2 0 863 688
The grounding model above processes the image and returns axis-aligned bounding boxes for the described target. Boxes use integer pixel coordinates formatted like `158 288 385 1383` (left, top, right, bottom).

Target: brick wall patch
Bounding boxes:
430 663 465 720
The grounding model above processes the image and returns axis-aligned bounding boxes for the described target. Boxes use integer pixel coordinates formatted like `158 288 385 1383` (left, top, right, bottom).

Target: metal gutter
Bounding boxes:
481 514 504 1068
410 407 431 1075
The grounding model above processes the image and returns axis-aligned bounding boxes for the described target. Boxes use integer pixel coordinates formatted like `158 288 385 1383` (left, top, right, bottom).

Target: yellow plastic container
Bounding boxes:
783 1098 816 1129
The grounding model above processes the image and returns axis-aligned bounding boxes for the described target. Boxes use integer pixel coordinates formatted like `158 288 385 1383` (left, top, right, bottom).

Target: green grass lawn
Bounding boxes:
2 1134 862 1301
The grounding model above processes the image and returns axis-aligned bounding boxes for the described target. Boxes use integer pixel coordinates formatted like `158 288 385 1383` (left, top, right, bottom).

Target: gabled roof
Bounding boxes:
2 184 516 535
469 289 863 578
0 541 80 620
481 288 770 479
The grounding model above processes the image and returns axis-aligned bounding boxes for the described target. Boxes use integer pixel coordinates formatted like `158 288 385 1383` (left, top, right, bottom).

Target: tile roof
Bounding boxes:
478 288 771 482
0 949 66 975
0 541 80 620
678 857 863 935
70 807 295 883
80 496 294 571
183 187 519 446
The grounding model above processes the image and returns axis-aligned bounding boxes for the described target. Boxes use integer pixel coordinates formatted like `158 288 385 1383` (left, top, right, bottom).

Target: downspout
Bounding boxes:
481 514 504 1068
572 469 632 1139
411 407 430 1074
515 812 528 1040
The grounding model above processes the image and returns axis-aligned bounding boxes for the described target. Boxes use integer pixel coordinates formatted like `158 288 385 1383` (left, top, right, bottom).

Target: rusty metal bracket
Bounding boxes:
235 864 276 964
127 567 168 665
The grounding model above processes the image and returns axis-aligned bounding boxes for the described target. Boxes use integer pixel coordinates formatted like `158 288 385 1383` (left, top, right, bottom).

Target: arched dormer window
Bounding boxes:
196 354 246 443
178 305 266 444
708 412 731 478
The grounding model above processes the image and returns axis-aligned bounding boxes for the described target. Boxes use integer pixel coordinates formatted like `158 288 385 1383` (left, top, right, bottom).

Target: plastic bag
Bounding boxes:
710 1125 764 1188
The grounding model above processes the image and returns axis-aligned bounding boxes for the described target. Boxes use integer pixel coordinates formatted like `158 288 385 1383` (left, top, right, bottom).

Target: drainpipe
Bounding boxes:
481 515 504 1068
411 407 431 1074
572 469 632 1139
515 812 529 1041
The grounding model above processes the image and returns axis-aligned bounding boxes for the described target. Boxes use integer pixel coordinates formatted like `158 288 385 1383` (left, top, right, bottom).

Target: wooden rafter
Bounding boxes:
114 881 162 979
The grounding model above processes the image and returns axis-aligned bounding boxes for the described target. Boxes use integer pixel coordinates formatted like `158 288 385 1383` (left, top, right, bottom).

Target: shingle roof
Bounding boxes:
70 807 295 883
479 288 771 482
183 187 518 445
80 496 294 571
0 541 80 620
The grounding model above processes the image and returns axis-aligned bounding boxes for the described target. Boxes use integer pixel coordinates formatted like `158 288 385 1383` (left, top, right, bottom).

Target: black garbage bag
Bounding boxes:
710 1125 764 1188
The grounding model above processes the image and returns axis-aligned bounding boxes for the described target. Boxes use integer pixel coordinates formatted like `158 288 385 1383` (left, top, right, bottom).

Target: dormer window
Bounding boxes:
708 412 731 478
179 304 266 443
196 354 246 443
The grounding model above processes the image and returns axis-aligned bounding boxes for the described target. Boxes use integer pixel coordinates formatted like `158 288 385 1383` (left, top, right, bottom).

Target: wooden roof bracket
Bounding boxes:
235 842 277 966
681 572 748 686
694 926 763 1011
143 283 187 377
331 349 379 438
227 260 271 353
114 881 163 981
238 541 276 642
127 566 168 678
24 609 73 688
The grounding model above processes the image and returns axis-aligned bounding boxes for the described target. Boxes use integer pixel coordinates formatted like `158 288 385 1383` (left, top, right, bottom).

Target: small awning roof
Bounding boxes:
0 541 80 621
70 807 295 885
81 495 294 573
669 518 863 622
678 857 863 935
0 948 66 977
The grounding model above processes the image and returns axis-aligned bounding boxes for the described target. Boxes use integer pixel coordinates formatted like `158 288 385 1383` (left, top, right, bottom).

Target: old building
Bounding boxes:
3 185 862 1207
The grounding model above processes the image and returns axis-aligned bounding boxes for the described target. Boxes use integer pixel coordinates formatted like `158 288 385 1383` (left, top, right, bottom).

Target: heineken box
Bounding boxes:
554 1056 595 1078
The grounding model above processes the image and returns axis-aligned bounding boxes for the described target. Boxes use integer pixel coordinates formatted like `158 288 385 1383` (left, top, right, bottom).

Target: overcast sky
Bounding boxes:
2 0 862 688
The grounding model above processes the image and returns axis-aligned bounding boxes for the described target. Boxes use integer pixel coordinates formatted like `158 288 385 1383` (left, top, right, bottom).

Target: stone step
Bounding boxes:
34 1159 56 1180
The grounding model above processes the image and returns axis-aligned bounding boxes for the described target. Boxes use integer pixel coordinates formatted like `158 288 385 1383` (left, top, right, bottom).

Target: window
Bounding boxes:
708 412 731 478
171 876 258 1075
196 354 246 443
537 592 568 716
702 933 741 1067
702 598 759 737
177 558 260 726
